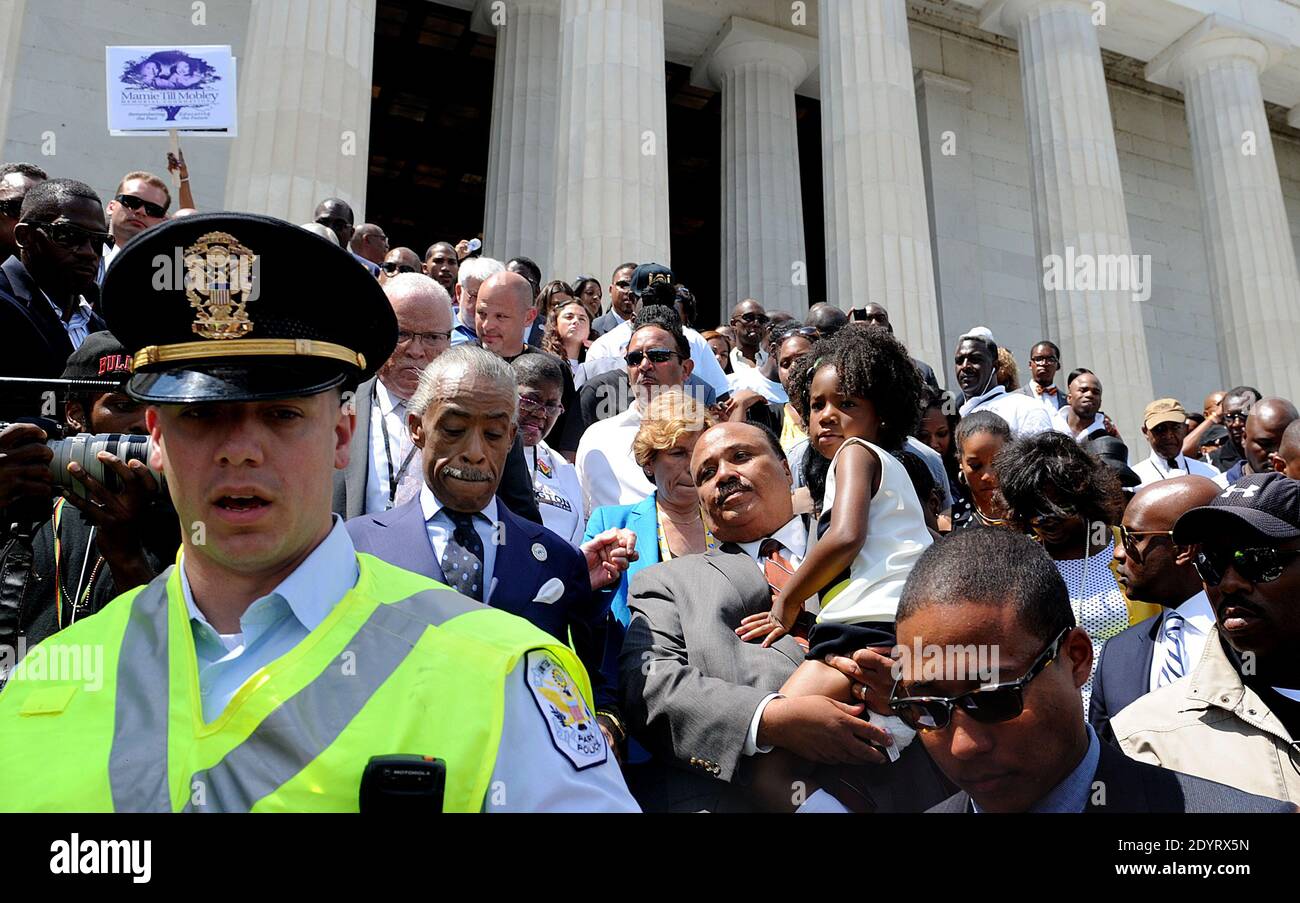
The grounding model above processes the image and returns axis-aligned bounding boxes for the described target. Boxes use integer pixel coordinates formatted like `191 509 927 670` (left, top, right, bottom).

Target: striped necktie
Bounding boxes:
1157 611 1187 688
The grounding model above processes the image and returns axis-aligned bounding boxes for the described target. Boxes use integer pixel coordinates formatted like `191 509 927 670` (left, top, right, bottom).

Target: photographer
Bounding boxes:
0 332 179 654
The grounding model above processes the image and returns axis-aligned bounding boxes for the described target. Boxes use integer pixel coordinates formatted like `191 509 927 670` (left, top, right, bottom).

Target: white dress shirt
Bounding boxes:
1051 407 1106 441
575 404 653 515
1025 381 1063 413
726 362 788 404
729 346 769 371
585 319 731 398
365 380 421 515
528 439 585 547
959 385 1054 438
735 516 810 757
1147 591 1215 691
181 516 636 811
420 484 500 601
1132 451 1219 487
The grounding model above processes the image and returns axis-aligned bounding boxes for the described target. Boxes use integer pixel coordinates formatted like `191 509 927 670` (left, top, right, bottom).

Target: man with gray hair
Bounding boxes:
348 345 640 752
451 256 505 346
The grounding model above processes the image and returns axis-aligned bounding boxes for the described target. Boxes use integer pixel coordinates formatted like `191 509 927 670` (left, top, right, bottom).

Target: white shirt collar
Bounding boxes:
959 384 1007 417
419 481 498 527
1174 590 1215 636
1146 450 1189 476
738 514 809 563
181 515 359 634
374 379 408 417
729 346 769 370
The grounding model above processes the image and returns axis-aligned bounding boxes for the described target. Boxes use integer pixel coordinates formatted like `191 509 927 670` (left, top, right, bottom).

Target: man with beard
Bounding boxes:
1112 472 1300 805
952 331 1052 438
423 241 459 296
1214 396 1298 488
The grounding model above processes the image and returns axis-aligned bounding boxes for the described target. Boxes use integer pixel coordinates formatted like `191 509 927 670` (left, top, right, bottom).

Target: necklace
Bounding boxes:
656 502 717 561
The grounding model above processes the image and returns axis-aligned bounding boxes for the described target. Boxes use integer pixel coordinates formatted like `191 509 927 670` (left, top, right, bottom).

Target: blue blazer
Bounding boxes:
346 498 604 674
1088 612 1162 744
584 493 661 627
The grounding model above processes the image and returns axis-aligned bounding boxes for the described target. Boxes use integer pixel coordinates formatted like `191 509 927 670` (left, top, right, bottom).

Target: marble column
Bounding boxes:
552 0 671 287
983 0 1153 438
696 19 814 315
818 0 943 371
224 0 377 221
1147 16 1300 400
480 0 560 274
0 0 27 156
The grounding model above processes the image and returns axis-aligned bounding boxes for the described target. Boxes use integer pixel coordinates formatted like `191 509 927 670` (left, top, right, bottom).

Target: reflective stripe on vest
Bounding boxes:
109 572 488 813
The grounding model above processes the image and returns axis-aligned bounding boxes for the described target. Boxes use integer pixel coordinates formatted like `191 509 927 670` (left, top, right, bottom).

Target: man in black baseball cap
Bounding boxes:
1111 471 1300 805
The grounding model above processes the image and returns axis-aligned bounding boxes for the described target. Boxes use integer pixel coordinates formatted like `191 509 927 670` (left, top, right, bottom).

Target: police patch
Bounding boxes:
524 650 607 770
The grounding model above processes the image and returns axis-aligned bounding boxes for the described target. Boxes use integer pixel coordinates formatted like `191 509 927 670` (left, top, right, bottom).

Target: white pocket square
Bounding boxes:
532 577 565 605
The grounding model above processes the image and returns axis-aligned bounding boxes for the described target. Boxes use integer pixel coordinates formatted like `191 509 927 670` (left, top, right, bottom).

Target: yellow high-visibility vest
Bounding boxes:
0 553 589 812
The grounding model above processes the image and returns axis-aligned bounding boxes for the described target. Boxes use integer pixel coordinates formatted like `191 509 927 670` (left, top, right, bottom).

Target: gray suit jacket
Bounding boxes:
333 377 378 520
620 548 952 812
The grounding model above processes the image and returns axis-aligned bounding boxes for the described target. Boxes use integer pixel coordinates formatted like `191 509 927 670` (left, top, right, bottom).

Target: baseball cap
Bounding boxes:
1172 472 1300 544
630 263 673 298
1143 398 1187 430
61 331 132 382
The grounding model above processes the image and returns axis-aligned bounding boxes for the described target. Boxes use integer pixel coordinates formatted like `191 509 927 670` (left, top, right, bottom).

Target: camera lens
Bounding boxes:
48 434 166 500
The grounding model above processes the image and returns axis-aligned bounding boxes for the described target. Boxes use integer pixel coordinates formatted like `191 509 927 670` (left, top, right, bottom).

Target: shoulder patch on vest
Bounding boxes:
524 649 607 771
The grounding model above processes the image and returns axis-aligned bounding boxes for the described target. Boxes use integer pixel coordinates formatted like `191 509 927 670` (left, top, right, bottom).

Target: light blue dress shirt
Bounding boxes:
420 484 499 602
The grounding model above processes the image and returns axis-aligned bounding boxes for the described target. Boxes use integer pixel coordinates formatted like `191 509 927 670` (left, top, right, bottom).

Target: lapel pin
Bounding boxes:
531 542 547 562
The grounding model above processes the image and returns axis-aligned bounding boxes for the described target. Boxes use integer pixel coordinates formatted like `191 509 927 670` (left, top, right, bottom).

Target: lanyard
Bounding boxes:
53 498 104 630
376 396 419 507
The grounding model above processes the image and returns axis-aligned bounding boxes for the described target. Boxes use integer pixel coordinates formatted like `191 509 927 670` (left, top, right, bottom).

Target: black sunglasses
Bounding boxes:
1194 546 1300 587
116 193 168 219
30 221 111 251
889 627 1072 732
625 348 680 367
1119 525 1175 556
382 262 418 275
733 312 769 325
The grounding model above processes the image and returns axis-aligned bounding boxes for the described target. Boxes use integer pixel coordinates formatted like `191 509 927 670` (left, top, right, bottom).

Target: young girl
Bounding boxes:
737 325 933 719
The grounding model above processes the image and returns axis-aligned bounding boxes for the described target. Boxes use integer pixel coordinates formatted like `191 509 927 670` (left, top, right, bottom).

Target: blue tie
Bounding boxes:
441 510 485 602
1157 611 1187 688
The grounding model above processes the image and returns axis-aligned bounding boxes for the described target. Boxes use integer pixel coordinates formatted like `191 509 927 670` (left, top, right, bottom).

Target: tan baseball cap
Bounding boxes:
1143 398 1187 430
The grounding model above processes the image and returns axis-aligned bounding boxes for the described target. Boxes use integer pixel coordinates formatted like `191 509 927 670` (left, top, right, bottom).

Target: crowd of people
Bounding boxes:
0 157 1295 814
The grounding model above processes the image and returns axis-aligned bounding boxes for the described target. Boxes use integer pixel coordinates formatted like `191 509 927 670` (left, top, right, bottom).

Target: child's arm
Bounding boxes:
736 442 879 646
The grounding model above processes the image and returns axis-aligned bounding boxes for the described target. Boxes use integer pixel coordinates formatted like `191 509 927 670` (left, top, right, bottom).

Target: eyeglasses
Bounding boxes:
1194 547 1300 587
625 348 680 367
1119 525 1175 556
732 312 769 325
615 280 632 290
1030 355 1059 365
30 221 111 251
518 394 564 418
1223 412 1249 425
382 262 418 275
115 193 168 219
396 329 450 347
0 197 23 218
889 627 1072 732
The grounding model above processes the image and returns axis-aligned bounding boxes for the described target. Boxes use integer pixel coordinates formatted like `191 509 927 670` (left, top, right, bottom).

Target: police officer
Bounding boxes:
0 213 638 812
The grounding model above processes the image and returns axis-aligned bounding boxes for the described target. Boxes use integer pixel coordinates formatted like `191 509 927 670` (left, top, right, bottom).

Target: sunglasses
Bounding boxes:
518 394 564 418
1223 412 1250 425
1194 547 1300 587
889 627 1072 732
625 348 680 367
116 193 168 219
30 221 111 251
615 280 632 290
733 312 769 325
382 262 418 275
1119 525 1175 556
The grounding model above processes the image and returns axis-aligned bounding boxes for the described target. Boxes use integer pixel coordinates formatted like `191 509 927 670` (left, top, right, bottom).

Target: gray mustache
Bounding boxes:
443 465 493 483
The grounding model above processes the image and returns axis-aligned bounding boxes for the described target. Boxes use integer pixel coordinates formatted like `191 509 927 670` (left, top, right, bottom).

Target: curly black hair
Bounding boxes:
993 431 1124 532
787 323 923 451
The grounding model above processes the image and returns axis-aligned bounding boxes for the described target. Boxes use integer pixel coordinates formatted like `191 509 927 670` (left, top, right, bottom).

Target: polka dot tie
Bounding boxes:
441 510 485 602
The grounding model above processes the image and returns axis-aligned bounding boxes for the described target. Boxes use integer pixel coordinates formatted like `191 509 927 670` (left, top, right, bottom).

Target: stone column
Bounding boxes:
0 0 27 156
983 0 1153 439
224 0 377 221
695 19 815 315
480 0 560 274
1147 16 1300 400
552 0 671 287
818 0 943 371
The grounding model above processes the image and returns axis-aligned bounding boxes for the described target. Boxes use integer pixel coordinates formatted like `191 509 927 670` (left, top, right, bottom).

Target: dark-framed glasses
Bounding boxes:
518 394 564 418
396 329 450 347
115 193 167 219
1194 546 1300 587
1030 355 1059 365
1119 525 1175 556
1223 412 1250 425
625 348 679 367
29 221 111 250
888 626 1073 732
382 262 418 275
733 312 769 325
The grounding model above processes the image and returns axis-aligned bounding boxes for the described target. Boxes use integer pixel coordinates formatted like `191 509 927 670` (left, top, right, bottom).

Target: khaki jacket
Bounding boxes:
1111 628 1300 805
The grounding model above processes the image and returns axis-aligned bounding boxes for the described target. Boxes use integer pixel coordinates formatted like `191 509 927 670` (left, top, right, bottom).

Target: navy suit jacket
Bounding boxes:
346 496 607 682
1088 612 1162 743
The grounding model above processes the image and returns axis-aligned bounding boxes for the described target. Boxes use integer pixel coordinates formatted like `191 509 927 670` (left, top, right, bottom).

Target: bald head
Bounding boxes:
806 303 848 337
729 298 768 352
1274 419 1300 480
474 270 537 358
1245 397 1299 473
1203 390 1226 420
1116 475 1222 607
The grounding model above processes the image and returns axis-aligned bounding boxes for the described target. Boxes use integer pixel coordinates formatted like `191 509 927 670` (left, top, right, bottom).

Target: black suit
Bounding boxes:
0 257 107 418
1089 613 1163 743
927 741 1294 812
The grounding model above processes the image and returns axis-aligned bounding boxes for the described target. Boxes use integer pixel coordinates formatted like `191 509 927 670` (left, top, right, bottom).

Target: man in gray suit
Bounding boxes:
619 421 953 812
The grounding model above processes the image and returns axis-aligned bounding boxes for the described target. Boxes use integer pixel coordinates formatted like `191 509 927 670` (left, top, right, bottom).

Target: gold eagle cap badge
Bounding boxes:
184 231 257 340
